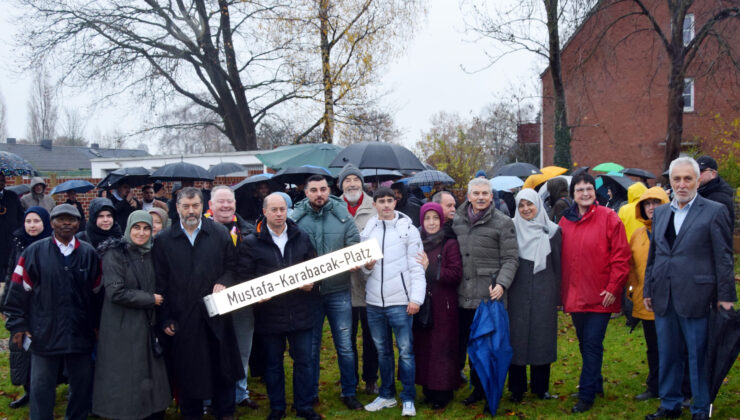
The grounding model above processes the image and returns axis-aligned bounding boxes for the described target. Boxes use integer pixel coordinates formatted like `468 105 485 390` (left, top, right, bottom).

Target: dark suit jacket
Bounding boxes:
644 194 736 318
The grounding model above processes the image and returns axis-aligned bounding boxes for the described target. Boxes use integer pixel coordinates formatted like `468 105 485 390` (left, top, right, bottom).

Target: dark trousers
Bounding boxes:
508 364 551 396
571 312 610 403
351 306 379 385
459 307 483 393
30 352 93 420
642 320 660 394
422 387 453 405
262 329 314 412
179 376 235 418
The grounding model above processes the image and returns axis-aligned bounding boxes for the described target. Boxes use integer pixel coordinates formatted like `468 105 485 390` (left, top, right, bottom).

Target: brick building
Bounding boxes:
540 0 740 177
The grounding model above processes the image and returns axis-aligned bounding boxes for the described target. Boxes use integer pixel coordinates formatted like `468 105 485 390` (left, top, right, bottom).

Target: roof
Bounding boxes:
0 143 150 172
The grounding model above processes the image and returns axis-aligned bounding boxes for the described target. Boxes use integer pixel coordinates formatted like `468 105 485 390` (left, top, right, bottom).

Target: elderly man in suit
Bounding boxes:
643 156 736 420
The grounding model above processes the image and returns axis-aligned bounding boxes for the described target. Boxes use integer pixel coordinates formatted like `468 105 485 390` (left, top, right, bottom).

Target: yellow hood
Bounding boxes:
627 182 648 204
634 186 670 224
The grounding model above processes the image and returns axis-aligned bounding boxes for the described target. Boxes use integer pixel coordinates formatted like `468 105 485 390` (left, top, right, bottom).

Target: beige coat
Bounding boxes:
342 192 377 307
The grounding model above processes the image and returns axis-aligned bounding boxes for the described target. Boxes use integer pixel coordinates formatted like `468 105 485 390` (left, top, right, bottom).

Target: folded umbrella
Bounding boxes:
408 170 455 187
50 180 96 195
706 307 740 404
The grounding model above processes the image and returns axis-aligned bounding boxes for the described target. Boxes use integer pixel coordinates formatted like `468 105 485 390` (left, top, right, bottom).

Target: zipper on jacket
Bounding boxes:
380 221 386 308
400 272 409 301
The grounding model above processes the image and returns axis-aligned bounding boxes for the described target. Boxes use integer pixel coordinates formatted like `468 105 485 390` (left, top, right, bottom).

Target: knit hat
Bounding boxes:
475 170 487 178
337 163 363 191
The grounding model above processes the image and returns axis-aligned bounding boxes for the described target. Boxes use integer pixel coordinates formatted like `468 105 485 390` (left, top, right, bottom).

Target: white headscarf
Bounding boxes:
513 188 559 274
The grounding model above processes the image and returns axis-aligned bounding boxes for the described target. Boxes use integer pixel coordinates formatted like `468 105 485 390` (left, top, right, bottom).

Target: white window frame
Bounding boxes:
683 78 694 113
683 14 695 46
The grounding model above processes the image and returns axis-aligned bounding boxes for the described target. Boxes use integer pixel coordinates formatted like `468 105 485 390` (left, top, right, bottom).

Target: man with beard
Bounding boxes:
390 182 421 227
0 173 25 276
338 164 380 394
141 185 168 213
153 187 243 420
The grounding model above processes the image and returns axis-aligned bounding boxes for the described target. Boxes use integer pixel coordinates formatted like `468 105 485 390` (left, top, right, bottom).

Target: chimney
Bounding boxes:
90 143 99 149
6 138 16 144
40 139 52 150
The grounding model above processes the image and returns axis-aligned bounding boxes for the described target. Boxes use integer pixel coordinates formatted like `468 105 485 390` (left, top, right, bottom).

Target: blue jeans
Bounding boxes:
30 352 93 420
310 290 357 398
366 304 416 403
232 306 255 403
655 300 709 414
262 329 314 412
571 312 610 403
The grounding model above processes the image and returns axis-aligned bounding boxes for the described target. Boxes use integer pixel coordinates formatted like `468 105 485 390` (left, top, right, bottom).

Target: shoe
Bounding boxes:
538 392 558 400
312 396 320 406
364 396 397 412
645 407 682 419
508 393 523 403
238 397 259 409
365 382 379 394
571 399 593 413
295 408 321 420
401 401 416 417
635 390 658 401
341 395 363 410
266 410 286 420
431 400 449 410
682 398 691 408
692 413 708 420
9 394 29 409
462 391 484 406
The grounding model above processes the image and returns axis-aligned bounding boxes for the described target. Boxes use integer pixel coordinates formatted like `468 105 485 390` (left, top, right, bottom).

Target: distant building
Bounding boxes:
90 151 265 178
540 0 740 176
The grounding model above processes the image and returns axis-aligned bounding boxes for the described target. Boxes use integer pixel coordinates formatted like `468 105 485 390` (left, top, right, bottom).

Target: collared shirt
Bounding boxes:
54 236 76 257
670 193 698 235
180 219 203 245
267 224 288 257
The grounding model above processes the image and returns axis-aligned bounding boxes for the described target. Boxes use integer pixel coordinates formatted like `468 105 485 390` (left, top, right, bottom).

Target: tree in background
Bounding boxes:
27 64 58 144
156 104 235 154
55 108 88 146
336 109 401 144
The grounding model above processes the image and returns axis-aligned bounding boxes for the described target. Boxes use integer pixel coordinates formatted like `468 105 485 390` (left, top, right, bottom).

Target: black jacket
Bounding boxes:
698 176 735 228
238 219 319 334
109 193 141 229
4 236 102 355
0 190 24 272
77 197 123 249
2 229 29 310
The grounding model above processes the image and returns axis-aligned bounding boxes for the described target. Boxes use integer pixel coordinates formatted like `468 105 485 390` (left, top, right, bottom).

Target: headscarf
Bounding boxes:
420 202 445 252
513 188 559 274
85 197 123 248
148 207 171 231
22 206 52 247
124 210 153 253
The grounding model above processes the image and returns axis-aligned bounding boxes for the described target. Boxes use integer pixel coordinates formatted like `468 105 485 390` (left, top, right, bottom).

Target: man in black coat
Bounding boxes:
238 193 321 420
696 155 735 228
109 182 141 229
5 204 101 420
0 173 24 275
153 187 243 420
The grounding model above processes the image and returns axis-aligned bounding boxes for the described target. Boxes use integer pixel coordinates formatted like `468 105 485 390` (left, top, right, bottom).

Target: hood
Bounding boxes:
547 177 569 200
627 182 648 204
634 186 670 225
391 181 409 207
30 177 46 193
88 197 116 220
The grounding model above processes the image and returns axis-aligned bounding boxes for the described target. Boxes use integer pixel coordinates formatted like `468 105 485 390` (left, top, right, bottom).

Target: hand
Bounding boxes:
488 284 504 300
153 294 164 306
718 301 734 311
300 283 313 292
643 298 653 312
11 332 27 349
364 260 376 271
212 283 226 293
600 290 615 307
416 251 429 270
126 191 135 201
407 302 420 315
164 323 176 336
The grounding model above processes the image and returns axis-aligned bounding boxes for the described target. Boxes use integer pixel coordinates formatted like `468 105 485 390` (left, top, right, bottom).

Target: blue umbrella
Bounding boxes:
231 173 275 192
490 176 524 191
50 180 96 195
467 300 513 415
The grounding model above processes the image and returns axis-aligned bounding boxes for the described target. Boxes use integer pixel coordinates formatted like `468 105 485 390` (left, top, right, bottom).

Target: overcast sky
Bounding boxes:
0 1 543 151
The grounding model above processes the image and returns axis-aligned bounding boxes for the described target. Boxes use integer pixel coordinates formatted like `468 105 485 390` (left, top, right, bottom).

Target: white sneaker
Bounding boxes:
364 396 397 412
402 401 416 416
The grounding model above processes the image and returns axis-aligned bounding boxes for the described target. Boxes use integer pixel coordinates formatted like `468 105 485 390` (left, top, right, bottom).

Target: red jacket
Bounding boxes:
558 203 631 313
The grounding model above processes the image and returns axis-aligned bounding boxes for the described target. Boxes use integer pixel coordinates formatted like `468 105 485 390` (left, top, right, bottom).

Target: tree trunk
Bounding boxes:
545 0 572 170
319 0 335 144
662 7 688 173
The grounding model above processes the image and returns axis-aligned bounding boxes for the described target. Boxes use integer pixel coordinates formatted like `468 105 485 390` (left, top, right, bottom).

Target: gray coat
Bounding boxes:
507 230 561 366
343 192 377 307
92 240 171 419
452 201 519 309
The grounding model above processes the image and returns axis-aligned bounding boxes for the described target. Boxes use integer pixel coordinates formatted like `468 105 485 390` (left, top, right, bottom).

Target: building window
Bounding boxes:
683 14 695 46
683 78 694 112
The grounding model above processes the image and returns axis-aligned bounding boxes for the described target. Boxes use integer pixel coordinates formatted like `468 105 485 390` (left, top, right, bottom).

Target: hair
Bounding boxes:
373 187 396 202
431 190 456 205
210 185 233 198
305 174 327 187
668 156 700 180
569 172 596 198
177 186 203 204
153 182 164 193
263 192 287 209
467 177 491 192
141 185 154 193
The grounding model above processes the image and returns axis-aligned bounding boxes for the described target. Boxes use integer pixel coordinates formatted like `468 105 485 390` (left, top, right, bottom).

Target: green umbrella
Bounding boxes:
257 143 344 171
592 162 624 173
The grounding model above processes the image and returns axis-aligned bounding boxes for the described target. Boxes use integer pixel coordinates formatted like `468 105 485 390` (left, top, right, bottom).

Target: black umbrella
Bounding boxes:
208 162 247 177
361 169 403 182
329 142 425 171
231 173 276 193
706 307 740 403
272 165 333 186
150 162 213 181
571 166 590 177
6 184 31 196
621 168 656 180
492 162 541 177
599 174 636 194
97 167 152 189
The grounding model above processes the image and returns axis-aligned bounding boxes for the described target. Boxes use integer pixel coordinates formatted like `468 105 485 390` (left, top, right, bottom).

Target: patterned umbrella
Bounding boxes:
408 170 455 187
0 151 37 176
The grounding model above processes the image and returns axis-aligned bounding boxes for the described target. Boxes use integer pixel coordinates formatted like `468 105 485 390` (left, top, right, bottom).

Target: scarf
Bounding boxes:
344 193 363 217
21 206 53 247
467 202 489 226
204 209 239 246
123 210 153 253
86 219 123 248
513 189 559 274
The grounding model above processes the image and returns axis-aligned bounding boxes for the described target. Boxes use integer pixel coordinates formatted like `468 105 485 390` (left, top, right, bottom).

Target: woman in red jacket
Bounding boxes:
558 172 631 413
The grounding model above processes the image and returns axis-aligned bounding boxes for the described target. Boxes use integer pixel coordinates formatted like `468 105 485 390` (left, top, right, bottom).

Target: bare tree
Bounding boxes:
0 89 7 141
56 107 88 146
156 104 235 154
27 64 58 143
336 109 402 144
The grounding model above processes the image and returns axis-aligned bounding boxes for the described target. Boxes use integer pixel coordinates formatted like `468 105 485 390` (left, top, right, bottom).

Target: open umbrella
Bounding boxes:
361 168 403 182
599 173 635 192
408 170 455 187
208 162 247 177
0 151 37 176
50 180 96 195
593 162 624 173
97 167 152 189
490 176 524 191
258 143 344 171
150 162 213 181
329 142 425 171
231 173 275 193
621 168 656 182
707 307 740 404
272 165 333 186
7 184 31 196
571 166 590 177
468 300 513 415
492 162 541 177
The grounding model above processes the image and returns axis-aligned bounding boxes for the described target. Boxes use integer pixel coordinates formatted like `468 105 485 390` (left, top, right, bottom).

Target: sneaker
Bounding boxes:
402 401 416 417
364 396 397 412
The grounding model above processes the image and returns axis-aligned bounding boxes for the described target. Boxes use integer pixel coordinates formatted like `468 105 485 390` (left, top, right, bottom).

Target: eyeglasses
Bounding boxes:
574 186 594 194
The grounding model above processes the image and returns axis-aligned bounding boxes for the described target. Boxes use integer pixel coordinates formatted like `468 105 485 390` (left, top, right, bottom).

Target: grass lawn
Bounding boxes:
0 283 738 419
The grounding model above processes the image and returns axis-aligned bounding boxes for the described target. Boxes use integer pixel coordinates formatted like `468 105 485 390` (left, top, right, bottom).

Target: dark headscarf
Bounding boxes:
22 206 52 247
85 197 123 247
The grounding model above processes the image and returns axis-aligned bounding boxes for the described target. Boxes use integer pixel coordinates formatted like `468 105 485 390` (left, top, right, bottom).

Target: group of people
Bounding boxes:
0 154 735 420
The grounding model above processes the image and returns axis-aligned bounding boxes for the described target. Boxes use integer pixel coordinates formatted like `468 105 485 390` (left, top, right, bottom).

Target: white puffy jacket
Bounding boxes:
361 211 426 307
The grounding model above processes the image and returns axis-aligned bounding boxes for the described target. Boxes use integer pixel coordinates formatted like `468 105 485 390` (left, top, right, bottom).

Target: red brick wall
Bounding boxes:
541 0 740 179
